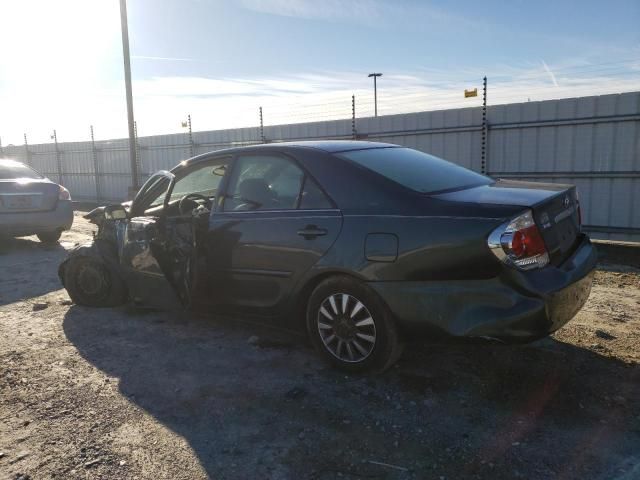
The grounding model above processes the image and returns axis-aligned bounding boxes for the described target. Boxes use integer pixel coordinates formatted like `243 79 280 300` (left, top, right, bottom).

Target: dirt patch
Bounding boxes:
1 213 639 479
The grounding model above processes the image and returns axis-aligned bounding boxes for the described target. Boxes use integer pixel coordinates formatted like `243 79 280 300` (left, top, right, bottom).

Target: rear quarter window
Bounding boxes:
340 147 491 194
0 160 43 180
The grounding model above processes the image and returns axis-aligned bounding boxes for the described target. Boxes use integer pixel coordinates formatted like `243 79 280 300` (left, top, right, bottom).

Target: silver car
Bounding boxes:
0 159 73 244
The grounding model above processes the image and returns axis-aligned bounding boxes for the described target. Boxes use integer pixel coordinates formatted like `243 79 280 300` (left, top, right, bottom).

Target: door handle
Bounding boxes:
297 225 328 239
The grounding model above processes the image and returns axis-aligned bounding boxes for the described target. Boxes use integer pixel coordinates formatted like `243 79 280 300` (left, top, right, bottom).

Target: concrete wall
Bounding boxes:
3 91 639 241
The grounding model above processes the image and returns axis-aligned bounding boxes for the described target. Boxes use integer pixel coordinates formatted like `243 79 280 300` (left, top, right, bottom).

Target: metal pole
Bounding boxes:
0 136 4 157
259 106 265 143
52 129 63 185
351 95 356 140
373 76 377 117
91 125 101 203
134 120 141 177
368 73 382 117
481 76 488 175
23 133 30 166
187 114 194 157
119 0 139 192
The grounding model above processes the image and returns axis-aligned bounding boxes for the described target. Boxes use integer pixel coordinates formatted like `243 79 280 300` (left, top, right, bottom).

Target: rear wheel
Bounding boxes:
63 256 127 307
37 231 62 244
306 276 403 373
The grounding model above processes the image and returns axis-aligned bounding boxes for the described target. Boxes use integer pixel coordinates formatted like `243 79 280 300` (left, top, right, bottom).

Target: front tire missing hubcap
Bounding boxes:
62 256 127 307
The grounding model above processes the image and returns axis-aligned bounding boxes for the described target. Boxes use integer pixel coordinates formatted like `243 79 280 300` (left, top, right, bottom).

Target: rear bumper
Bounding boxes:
369 234 597 342
0 200 74 237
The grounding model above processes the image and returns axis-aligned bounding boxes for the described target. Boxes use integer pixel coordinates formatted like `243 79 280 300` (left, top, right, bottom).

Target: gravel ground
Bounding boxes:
1 212 639 480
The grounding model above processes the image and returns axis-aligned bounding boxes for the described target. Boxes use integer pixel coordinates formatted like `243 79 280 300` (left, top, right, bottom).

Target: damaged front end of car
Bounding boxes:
58 204 129 307
58 170 202 310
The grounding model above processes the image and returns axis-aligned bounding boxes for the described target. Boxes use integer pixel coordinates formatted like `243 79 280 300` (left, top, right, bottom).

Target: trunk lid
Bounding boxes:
434 179 581 266
0 178 60 213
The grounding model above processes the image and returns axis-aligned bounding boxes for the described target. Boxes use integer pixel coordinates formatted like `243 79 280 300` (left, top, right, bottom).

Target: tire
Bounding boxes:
37 231 62 244
63 256 127 307
306 276 403 373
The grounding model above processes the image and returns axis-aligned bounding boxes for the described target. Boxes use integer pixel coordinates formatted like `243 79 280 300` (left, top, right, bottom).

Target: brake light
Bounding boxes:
59 186 71 201
488 210 549 270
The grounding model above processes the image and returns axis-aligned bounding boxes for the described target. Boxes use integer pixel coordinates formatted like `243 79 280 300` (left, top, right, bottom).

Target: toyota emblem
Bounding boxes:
563 196 570 207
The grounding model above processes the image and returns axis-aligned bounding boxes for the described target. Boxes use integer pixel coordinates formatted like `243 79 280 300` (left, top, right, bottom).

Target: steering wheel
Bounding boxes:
178 193 211 215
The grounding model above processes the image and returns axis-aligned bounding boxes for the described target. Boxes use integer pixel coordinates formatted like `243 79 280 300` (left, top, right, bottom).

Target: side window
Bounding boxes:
169 161 228 202
299 176 332 209
224 155 304 211
131 171 174 216
146 160 228 209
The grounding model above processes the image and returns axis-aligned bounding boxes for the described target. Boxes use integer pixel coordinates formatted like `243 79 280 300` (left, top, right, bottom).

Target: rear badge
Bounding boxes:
563 195 570 208
540 212 552 229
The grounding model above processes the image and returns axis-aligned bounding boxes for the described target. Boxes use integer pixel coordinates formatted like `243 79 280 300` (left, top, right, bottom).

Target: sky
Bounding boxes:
0 0 639 145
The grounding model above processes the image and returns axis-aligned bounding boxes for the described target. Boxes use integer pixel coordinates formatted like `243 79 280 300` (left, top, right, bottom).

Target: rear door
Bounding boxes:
207 153 342 313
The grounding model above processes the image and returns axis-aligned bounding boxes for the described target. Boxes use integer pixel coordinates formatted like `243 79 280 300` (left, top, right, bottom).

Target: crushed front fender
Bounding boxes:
58 238 123 289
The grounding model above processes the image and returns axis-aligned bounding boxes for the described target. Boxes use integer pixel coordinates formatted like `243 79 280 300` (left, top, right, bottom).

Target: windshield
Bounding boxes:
0 160 43 180
340 147 491 194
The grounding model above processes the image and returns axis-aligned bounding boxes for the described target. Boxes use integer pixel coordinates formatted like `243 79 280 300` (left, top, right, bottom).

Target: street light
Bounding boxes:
368 73 382 117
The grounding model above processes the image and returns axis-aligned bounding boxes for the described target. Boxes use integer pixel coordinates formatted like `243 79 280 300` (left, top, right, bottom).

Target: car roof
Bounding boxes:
258 140 399 153
181 140 400 168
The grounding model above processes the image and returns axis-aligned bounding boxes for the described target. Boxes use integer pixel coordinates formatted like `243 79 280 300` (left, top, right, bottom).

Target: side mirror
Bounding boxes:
212 165 227 177
104 204 128 220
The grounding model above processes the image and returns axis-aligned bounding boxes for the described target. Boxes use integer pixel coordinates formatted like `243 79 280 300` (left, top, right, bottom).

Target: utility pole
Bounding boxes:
351 95 357 139
23 133 30 166
90 125 101 203
259 107 265 143
481 76 488 175
182 115 194 156
258 107 265 143
119 0 139 194
51 129 63 185
368 73 382 117
187 114 194 157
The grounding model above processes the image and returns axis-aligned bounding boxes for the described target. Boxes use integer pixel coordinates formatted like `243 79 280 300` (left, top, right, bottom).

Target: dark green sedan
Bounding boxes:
59 141 596 371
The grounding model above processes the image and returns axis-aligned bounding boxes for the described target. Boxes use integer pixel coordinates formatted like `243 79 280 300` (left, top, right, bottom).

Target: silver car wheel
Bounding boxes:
317 293 377 363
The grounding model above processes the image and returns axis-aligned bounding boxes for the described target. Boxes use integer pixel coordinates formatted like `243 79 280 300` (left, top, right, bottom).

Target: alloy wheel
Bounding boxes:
317 293 377 363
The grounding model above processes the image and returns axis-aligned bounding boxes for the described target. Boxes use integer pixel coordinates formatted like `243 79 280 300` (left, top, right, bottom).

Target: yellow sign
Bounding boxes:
464 88 478 98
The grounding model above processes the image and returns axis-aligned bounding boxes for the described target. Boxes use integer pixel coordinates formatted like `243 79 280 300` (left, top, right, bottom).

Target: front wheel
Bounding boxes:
306 276 403 373
62 256 127 307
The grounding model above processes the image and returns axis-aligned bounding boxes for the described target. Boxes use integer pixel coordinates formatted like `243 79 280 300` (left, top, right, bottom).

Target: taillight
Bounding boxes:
488 210 549 270
59 186 71 201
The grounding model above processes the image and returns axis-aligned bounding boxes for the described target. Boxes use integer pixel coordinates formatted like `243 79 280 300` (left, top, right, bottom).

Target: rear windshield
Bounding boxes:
340 147 491 194
0 160 43 180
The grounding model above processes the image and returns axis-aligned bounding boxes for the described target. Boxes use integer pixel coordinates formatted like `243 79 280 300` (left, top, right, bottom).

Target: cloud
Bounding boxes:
238 0 384 23
238 0 487 30
132 55 202 62
542 60 559 87
2 61 639 145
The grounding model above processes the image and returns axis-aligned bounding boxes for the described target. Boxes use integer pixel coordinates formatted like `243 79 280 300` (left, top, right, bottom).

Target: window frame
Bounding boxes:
220 151 336 213
166 158 231 204
336 146 493 196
